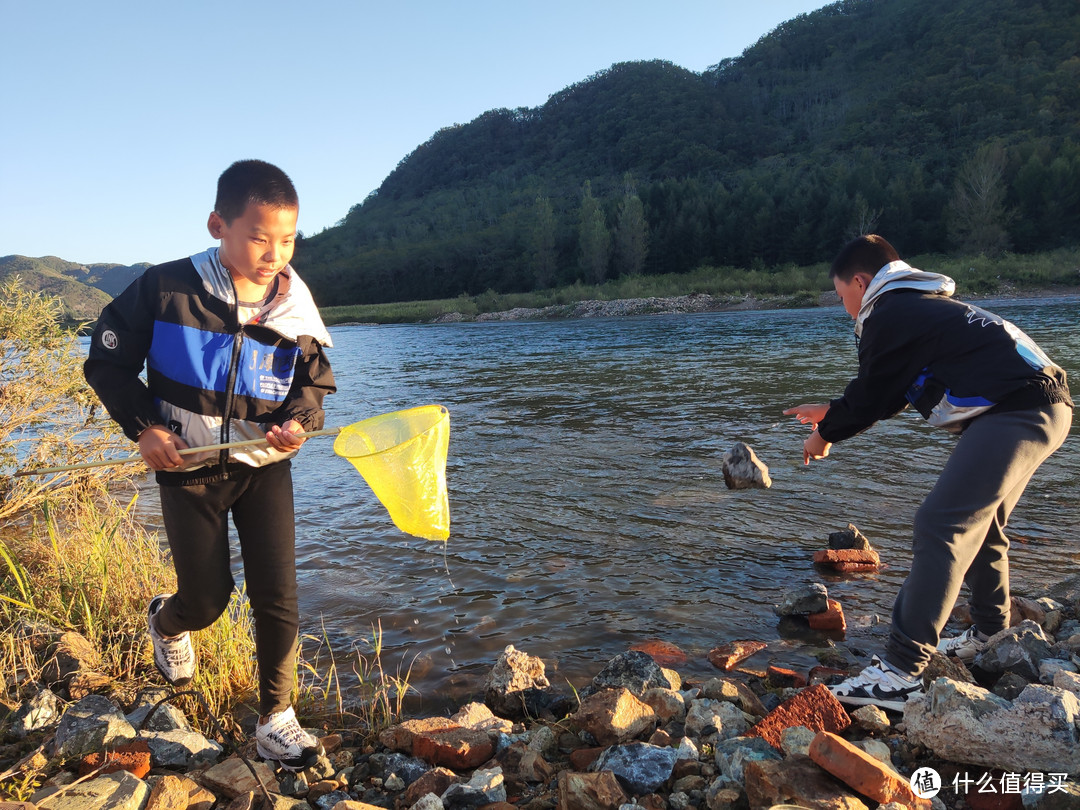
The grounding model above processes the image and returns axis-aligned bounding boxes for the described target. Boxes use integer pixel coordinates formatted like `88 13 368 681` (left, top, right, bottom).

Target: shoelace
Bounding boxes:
262 717 312 750
158 636 193 668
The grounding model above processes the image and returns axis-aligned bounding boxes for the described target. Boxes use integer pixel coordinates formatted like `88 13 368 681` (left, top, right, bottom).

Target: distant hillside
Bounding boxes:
295 0 1080 305
0 255 148 320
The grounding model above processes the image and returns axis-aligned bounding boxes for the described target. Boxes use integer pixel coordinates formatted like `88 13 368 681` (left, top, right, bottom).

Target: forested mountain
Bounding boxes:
0 255 148 320
294 0 1080 305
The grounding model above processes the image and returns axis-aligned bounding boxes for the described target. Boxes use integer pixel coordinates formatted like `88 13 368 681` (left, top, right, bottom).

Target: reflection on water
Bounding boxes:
137 297 1080 709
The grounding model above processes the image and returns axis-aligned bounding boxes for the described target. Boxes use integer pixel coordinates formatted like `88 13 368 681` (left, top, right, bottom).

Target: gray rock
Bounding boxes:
779 726 816 756
11 686 62 738
1039 573 1080 611
684 699 752 741
413 794 447 810
315 790 352 809
591 651 675 695
714 736 782 784
1053 669 1080 696
904 677 1080 773
53 694 136 759
381 752 430 786
722 443 771 490
828 524 873 551
126 700 192 733
33 770 149 810
992 671 1030 700
1039 658 1078 684
675 737 699 761
773 583 829 617
141 728 223 768
483 645 551 721
974 620 1055 681
594 743 677 795
278 770 310 797
442 766 506 809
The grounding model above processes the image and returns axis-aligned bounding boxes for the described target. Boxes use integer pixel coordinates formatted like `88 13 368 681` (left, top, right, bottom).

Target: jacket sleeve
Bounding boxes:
816 302 925 444
83 273 165 441
276 336 336 432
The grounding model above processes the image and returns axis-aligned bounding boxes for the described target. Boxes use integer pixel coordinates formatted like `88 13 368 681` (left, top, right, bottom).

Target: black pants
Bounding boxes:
155 461 298 716
885 402 1072 675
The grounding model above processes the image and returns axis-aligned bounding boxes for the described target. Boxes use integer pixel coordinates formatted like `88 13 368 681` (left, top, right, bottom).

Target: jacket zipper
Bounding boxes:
219 283 245 473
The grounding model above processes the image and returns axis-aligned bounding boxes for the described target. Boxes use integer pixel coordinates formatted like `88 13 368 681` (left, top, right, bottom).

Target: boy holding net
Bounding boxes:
84 159 336 769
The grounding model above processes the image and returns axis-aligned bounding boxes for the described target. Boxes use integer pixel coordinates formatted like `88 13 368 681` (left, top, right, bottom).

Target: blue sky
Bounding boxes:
2 0 829 266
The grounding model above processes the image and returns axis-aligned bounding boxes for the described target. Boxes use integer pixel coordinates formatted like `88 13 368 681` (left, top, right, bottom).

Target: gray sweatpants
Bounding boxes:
885 402 1072 676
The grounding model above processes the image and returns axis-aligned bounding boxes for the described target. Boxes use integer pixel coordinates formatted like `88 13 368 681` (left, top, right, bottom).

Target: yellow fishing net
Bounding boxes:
333 404 450 542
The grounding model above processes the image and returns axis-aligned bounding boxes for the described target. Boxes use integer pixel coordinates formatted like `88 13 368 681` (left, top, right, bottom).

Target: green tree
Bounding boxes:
948 142 1013 255
578 181 611 283
528 195 558 288
613 174 649 276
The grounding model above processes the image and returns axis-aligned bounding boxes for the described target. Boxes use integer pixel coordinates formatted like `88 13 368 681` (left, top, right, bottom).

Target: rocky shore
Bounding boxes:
3 568 1080 810
427 292 824 324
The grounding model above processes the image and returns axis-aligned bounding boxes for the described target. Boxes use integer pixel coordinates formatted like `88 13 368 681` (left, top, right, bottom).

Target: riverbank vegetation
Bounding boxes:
0 282 408 762
318 247 1080 325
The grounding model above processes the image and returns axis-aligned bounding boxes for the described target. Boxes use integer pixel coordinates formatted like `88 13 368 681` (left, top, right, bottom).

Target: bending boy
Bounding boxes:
785 234 1071 711
84 160 336 768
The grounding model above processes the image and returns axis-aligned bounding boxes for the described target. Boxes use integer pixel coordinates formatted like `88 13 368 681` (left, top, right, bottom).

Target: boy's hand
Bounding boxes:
266 419 306 452
138 425 189 470
783 403 830 428
802 430 832 465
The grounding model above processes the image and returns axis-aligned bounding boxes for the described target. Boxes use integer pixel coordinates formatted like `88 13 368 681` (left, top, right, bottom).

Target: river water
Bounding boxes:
141 297 1080 709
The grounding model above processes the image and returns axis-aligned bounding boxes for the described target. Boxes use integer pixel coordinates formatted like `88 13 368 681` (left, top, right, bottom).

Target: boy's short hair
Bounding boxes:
830 234 901 281
214 159 298 224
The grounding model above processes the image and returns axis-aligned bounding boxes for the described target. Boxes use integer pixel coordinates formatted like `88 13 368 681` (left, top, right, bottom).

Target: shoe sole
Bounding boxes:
255 741 321 772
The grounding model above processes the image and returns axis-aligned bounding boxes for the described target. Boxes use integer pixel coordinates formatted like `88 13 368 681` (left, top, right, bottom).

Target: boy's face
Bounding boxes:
208 202 298 293
833 272 873 320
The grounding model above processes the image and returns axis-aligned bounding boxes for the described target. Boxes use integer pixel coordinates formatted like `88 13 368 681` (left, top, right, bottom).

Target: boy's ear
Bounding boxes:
207 211 225 239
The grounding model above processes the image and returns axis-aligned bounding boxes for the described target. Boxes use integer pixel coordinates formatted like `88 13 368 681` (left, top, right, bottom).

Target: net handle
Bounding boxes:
13 427 343 477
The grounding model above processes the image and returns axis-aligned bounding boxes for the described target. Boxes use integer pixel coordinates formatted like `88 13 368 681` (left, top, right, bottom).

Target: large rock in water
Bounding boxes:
721 443 772 490
484 645 551 720
903 677 1080 773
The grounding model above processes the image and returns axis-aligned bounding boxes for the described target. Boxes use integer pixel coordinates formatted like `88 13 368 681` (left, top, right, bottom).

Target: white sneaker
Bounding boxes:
829 656 924 712
937 626 988 664
147 594 195 686
256 706 323 771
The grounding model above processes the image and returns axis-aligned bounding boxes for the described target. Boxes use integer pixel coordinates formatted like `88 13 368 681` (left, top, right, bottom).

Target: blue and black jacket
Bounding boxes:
84 248 336 484
817 262 1071 444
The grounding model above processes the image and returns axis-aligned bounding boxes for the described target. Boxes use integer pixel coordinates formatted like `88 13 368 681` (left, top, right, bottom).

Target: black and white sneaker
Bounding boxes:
147 594 196 687
829 656 923 712
256 706 324 771
937 626 988 664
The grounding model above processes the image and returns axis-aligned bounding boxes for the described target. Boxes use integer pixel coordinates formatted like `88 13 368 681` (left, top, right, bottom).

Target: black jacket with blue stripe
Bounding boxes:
817 264 1071 444
84 249 336 483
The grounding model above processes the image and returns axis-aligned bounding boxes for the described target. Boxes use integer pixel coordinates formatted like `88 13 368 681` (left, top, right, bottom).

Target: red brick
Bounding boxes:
766 665 807 688
78 739 151 779
411 726 495 770
808 599 847 632
628 639 688 667
814 549 880 566
746 684 850 749
808 731 931 809
707 640 767 671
